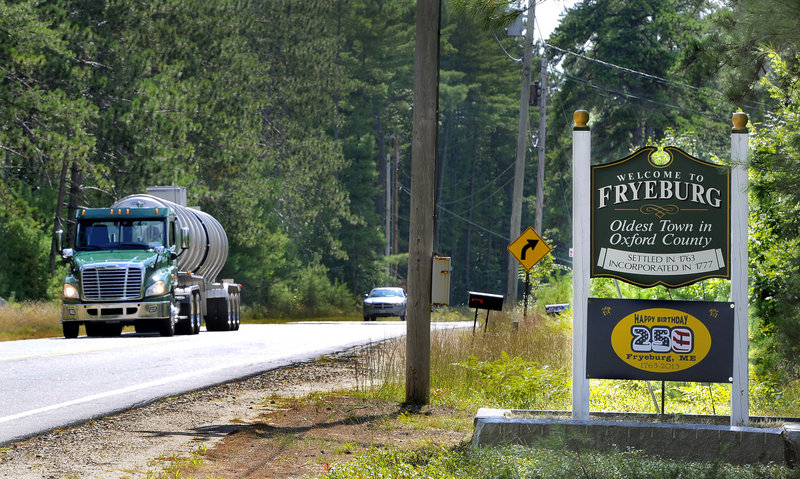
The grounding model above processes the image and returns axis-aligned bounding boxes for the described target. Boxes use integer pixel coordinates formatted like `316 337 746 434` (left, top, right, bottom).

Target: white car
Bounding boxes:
363 287 407 321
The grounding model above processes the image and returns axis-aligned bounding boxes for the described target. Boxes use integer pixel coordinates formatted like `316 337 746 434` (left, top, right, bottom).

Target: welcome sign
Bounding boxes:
591 147 730 288
586 298 734 382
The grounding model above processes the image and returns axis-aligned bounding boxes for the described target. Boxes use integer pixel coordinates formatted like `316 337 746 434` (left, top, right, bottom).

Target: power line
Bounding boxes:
400 184 574 265
400 184 508 241
439 159 515 206
545 43 678 86
544 42 770 114
559 71 689 113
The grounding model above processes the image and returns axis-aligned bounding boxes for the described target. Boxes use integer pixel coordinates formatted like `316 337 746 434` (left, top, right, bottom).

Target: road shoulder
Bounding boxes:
0 349 366 478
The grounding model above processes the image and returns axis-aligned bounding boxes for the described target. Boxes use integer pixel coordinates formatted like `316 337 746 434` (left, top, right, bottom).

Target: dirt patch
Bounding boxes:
0 345 472 478
188 396 471 479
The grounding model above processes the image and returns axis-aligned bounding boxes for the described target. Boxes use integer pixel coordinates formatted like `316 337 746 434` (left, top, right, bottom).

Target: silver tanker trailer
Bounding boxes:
58 186 241 337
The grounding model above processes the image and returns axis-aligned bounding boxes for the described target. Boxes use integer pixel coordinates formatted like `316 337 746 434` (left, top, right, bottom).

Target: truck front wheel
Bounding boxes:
159 299 177 337
63 322 79 339
159 316 175 336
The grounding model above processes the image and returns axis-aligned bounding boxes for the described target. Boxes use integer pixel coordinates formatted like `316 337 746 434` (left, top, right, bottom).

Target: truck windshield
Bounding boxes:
75 219 166 250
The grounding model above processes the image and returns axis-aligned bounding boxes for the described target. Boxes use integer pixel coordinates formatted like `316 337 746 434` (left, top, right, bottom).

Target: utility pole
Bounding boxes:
393 133 400 280
534 55 547 233
406 0 440 405
385 152 392 276
506 2 535 307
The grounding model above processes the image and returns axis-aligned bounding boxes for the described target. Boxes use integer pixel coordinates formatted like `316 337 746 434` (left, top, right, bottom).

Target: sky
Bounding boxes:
530 0 580 41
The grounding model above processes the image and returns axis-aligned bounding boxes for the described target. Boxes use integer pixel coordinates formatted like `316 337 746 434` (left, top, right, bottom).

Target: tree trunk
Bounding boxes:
49 158 70 276
67 161 83 245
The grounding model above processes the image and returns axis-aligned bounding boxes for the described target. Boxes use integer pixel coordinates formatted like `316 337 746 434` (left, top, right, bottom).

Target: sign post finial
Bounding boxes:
732 112 749 133
574 110 590 129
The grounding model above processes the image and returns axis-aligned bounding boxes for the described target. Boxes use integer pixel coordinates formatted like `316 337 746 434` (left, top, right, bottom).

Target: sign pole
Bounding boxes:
572 110 591 420
730 112 750 426
523 270 530 321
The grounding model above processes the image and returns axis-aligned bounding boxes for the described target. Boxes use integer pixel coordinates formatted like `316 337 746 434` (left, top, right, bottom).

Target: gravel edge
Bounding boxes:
0 348 368 479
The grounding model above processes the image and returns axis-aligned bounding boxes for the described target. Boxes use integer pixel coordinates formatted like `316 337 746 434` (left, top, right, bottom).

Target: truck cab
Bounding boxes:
60 207 183 338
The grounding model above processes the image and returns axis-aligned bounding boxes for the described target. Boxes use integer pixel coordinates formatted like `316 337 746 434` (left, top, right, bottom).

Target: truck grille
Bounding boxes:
81 265 144 300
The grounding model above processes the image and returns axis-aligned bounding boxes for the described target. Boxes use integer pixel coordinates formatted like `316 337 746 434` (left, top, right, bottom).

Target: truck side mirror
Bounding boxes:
180 227 190 250
56 229 73 260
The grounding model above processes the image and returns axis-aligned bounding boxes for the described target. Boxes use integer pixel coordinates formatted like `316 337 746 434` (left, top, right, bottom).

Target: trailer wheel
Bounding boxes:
63 322 79 339
232 292 241 331
191 292 201 334
206 297 232 331
205 299 220 331
177 292 199 335
226 296 234 330
176 304 191 335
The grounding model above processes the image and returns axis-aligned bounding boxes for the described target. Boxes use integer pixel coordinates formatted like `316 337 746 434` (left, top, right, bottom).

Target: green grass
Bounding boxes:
145 443 210 479
319 443 799 479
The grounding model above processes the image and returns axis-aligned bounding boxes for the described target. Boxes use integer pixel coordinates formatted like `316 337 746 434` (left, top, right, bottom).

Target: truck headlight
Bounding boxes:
145 280 167 297
63 284 79 299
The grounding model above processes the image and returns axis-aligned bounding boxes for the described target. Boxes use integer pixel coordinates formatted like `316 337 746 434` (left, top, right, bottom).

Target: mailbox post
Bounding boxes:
468 291 504 333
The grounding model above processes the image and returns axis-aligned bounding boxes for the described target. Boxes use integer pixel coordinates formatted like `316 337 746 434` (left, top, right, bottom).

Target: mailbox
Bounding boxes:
468 291 503 311
545 303 570 314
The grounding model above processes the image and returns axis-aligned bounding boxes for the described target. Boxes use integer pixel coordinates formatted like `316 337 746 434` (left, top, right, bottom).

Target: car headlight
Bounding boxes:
63 284 79 299
145 280 167 297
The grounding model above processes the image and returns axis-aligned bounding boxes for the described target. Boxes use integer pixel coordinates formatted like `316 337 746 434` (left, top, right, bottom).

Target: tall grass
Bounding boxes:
429 309 572 410
356 309 572 410
0 301 62 341
358 308 800 418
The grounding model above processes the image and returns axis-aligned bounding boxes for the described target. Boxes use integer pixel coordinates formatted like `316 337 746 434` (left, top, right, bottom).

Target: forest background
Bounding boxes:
1 0 800 386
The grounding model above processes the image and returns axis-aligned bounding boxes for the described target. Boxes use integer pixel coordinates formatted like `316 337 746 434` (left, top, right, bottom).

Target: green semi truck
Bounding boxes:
58 186 241 338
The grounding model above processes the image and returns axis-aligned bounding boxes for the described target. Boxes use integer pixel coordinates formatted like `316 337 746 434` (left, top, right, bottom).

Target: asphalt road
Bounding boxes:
0 321 467 445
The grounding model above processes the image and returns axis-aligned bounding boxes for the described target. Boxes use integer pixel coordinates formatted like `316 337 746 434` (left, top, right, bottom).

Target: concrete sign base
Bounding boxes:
473 408 794 466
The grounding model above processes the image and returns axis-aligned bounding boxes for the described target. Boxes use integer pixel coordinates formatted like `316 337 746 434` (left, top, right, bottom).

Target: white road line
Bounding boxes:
0 358 255 425
0 337 182 362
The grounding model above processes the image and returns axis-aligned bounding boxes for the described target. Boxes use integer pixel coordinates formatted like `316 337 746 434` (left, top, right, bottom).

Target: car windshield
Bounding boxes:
75 219 166 250
370 288 404 298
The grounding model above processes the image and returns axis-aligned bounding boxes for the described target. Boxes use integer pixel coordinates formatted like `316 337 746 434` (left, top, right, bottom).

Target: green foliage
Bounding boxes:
1 0 799 337
590 277 730 302
320 443 796 479
222 230 297 311
456 352 571 410
290 259 356 318
747 53 800 383
331 0 414 294
549 0 723 161
0 188 53 300
532 268 572 311
432 3 521 301
514 242 572 310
